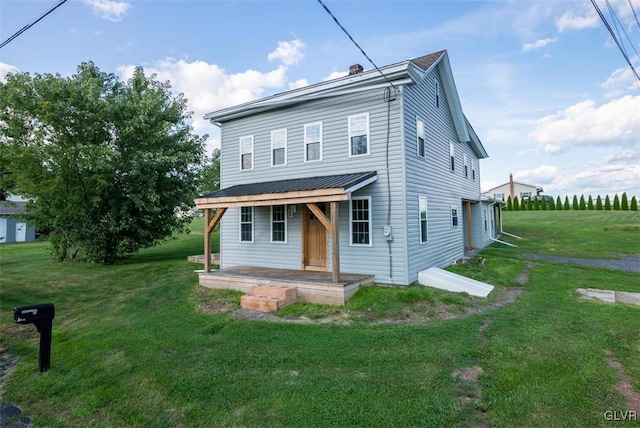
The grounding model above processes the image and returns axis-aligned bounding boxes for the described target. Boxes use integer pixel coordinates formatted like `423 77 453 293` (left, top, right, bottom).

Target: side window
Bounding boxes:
472 159 476 180
451 206 459 227
419 196 428 243
239 136 253 171
304 122 322 162
417 118 425 158
271 205 286 243
463 154 469 178
435 80 440 109
449 142 455 171
240 207 253 242
271 129 287 167
350 197 371 245
348 113 369 157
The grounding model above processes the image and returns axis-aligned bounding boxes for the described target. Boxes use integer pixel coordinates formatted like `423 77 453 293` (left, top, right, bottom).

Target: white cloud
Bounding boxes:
514 165 558 185
556 6 599 32
0 62 19 82
84 0 131 22
288 79 309 90
323 70 348 81
528 96 640 154
521 38 557 52
600 60 640 98
543 160 639 198
267 39 306 66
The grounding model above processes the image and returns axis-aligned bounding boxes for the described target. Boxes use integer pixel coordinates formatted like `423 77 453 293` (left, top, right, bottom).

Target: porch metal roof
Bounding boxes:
195 171 378 208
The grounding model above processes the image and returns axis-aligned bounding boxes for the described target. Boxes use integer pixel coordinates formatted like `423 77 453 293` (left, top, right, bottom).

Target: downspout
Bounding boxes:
384 86 398 282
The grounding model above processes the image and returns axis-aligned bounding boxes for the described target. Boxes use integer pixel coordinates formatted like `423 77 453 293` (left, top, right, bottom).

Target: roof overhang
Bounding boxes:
195 172 378 209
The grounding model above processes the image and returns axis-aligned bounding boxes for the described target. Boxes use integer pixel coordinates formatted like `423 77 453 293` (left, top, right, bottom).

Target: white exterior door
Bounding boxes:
15 222 26 242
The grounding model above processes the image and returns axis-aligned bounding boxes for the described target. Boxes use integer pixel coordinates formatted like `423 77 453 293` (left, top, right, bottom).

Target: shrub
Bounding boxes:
604 195 612 210
579 195 586 210
513 196 520 211
572 195 579 210
548 196 556 210
587 195 594 210
564 196 570 210
596 195 603 210
621 193 629 210
556 196 563 210
507 196 513 211
613 194 620 210
631 196 638 211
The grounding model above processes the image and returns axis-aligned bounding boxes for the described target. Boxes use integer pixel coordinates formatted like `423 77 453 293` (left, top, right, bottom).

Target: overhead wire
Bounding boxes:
590 0 640 87
605 0 639 58
628 0 640 31
0 0 69 50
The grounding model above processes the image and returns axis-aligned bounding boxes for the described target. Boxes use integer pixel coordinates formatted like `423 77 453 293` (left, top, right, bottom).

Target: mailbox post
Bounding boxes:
14 303 55 373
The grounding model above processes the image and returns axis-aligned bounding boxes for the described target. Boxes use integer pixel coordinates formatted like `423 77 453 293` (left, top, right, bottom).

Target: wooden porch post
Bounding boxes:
204 208 211 272
330 201 340 283
466 201 473 249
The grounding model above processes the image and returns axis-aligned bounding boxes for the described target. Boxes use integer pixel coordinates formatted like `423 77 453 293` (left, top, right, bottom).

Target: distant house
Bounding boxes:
0 198 36 244
194 50 502 301
483 174 543 202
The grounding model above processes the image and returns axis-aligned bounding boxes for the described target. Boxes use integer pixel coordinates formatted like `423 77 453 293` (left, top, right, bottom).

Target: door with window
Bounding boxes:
302 204 327 270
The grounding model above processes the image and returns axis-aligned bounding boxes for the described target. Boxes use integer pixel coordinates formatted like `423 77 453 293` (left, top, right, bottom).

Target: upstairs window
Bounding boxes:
472 159 476 180
449 142 455 171
417 118 425 158
240 207 253 242
348 113 369 156
271 205 287 243
304 122 322 162
464 154 469 178
419 196 428 243
271 129 287 167
350 197 371 245
239 136 253 170
451 206 459 227
435 80 440 109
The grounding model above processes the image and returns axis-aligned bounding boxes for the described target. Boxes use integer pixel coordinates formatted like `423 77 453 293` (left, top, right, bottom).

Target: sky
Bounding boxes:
1 0 639 199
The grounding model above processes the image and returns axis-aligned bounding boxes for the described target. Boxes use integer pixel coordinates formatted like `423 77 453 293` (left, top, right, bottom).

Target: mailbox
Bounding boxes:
14 303 55 324
14 303 55 372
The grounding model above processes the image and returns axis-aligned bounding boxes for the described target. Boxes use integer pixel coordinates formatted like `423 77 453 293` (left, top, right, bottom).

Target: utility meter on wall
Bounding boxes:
383 224 393 241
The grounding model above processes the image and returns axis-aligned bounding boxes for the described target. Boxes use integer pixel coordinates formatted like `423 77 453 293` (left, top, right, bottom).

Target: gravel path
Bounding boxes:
523 254 640 273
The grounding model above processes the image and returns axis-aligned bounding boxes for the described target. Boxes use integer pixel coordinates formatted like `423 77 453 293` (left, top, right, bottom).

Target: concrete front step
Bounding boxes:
240 284 298 312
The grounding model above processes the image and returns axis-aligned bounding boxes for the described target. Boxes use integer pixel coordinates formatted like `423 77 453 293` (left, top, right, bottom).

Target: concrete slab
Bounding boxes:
615 291 640 306
576 288 640 306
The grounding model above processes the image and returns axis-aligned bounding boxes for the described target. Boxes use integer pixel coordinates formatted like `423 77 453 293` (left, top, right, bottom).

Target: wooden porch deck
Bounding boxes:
196 266 375 305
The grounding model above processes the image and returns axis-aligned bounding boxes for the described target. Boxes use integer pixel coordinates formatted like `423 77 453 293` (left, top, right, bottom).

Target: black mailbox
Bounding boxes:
14 303 55 373
14 303 55 324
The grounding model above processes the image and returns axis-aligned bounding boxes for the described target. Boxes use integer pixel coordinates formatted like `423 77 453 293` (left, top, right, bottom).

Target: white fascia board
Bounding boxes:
204 62 414 123
345 174 378 195
437 53 470 144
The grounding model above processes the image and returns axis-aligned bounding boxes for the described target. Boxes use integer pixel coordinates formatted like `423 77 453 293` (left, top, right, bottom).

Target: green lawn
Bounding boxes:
0 211 638 427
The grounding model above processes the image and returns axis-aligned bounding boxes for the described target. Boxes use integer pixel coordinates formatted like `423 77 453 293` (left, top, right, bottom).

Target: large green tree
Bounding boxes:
0 62 206 263
200 147 221 195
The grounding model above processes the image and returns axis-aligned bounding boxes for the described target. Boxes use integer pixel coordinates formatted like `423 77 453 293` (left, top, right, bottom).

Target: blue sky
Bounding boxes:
1 0 639 198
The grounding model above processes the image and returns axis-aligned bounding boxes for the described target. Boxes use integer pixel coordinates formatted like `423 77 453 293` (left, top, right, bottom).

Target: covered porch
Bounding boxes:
193 172 378 308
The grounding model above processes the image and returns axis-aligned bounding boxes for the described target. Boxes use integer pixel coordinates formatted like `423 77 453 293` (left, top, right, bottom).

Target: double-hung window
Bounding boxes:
271 205 286 243
472 159 476 180
348 113 369 156
419 196 428 243
435 80 440 109
239 136 253 170
449 142 455 171
240 207 253 242
350 197 371 245
417 118 425 158
271 129 287 167
451 206 459 227
304 122 322 162
464 154 469 178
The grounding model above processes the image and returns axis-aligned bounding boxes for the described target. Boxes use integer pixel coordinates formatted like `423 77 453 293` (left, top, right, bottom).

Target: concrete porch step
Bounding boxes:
240 284 298 312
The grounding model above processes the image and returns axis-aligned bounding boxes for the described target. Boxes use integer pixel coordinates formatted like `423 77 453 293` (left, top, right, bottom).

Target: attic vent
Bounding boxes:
348 64 363 75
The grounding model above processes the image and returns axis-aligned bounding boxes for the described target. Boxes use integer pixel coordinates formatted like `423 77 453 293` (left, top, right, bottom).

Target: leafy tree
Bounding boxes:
200 147 221 195
621 192 629 210
556 196 563 210
613 194 620 210
604 195 612 210
0 62 206 263
564 196 570 210
513 196 520 211
587 195 594 210
548 196 555 210
572 195 579 210
596 195 603 210
579 195 586 210
631 196 638 211
506 196 513 211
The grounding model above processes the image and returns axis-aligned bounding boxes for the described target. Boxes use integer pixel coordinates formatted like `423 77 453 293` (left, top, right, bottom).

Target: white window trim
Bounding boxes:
239 206 254 243
348 112 370 157
239 135 254 171
304 122 323 163
449 141 455 172
463 154 469 178
349 196 372 246
419 195 428 244
416 116 426 158
270 205 287 244
271 129 287 167
451 205 459 227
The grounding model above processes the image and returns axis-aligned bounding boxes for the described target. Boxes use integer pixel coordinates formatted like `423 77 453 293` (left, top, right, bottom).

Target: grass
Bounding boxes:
0 210 639 427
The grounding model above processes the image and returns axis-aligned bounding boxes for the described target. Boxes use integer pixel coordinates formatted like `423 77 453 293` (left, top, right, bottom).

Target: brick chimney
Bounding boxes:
509 173 515 200
348 64 363 75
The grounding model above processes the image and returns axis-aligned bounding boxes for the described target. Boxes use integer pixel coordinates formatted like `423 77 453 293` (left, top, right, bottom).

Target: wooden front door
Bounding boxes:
303 204 327 270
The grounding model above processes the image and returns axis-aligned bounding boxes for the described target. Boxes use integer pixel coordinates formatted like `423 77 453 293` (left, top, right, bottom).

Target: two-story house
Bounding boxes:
194 50 500 305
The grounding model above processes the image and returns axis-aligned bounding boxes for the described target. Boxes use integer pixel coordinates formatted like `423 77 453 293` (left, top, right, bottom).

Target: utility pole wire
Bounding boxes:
628 0 640 31
0 0 69 50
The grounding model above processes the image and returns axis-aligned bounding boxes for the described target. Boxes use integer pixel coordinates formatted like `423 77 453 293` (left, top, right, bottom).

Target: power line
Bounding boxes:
606 0 639 58
315 0 397 91
628 0 640 31
0 0 69 50
591 0 640 87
